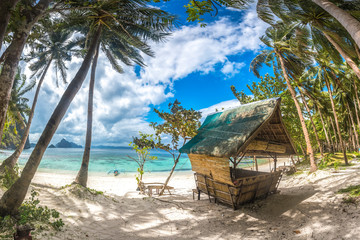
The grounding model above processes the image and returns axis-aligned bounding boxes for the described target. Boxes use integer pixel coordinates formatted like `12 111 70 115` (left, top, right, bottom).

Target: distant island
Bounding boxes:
29 141 131 149
55 138 82 148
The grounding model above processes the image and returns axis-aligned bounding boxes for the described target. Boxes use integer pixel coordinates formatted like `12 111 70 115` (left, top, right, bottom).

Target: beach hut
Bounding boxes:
179 98 296 209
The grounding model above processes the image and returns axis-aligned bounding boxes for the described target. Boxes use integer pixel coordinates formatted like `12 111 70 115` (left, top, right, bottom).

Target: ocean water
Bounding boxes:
0 148 259 174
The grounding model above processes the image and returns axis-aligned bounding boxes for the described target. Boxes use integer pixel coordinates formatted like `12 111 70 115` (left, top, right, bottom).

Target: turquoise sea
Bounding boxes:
0 148 258 174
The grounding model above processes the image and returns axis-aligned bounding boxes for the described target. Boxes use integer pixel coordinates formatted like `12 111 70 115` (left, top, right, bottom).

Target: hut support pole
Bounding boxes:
234 152 246 169
203 175 212 203
254 156 258 171
274 154 277 172
290 155 297 171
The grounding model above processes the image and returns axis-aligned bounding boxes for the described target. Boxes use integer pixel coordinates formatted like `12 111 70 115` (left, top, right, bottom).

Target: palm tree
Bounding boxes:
73 13 160 187
0 0 174 216
0 22 74 174
0 68 35 151
0 0 20 51
298 87 324 158
250 23 318 171
0 0 52 144
311 0 360 49
312 53 349 164
74 1 173 187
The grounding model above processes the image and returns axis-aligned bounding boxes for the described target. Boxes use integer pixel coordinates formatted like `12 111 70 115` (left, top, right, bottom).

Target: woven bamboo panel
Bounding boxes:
245 140 286 154
194 171 282 209
189 154 233 185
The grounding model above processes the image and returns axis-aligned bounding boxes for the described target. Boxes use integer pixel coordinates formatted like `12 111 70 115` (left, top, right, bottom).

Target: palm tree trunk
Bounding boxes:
324 77 349 165
0 0 51 144
355 44 360 60
277 52 317 171
0 0 20 51
74 42 100 187
0 25 102 216
345 101 359 151
317 105 331 152
352 82 360 133
299 144 306 158
322 31 360 81
299 90 323 158
329 116 339 152
0 58 52 174
0 32 28 145
312 0 360 49
349 118 356 151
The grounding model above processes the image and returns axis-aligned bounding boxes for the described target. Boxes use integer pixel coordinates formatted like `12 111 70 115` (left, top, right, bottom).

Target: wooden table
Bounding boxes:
144 183 174 196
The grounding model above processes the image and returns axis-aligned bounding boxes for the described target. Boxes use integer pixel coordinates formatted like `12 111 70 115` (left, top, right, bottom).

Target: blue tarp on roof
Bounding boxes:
179 98 281 158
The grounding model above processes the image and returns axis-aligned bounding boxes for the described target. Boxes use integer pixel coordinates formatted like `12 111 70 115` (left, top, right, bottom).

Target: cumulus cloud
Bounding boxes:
26 7 267 146
221 61 246 78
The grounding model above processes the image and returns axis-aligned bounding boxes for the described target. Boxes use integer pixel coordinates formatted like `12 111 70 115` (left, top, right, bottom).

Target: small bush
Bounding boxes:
342 196 358 205
0 190 64 239
338 185 360 197
1 165 19 189
337 185 360 206
63 183 104 200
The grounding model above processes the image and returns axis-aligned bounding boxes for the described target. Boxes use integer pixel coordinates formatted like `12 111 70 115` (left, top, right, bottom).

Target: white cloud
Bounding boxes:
221 61 246 78
25 7 267 146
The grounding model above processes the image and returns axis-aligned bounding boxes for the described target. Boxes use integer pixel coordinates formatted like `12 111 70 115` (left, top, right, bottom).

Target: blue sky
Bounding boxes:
25 2 270 146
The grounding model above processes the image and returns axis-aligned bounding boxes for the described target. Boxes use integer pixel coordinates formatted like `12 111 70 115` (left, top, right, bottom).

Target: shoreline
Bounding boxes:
28 157 291 197
2 160 359 239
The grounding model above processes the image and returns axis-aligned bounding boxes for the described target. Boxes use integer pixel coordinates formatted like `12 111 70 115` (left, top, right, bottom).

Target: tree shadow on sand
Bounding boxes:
15 178 360 240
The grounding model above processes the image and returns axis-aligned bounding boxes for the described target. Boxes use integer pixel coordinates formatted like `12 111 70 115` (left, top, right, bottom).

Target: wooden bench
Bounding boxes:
141 182 174 196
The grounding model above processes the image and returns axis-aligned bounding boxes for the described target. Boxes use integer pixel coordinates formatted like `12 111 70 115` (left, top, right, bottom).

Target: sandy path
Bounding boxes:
2 158 360 239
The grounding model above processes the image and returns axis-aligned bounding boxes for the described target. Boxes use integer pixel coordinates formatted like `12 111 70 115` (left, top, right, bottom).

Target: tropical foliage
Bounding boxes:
0 0 359 226
150 100 201 195
128 133 157 191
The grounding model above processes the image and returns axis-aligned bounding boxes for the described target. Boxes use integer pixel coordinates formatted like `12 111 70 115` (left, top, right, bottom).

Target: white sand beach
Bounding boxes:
1 157 360 239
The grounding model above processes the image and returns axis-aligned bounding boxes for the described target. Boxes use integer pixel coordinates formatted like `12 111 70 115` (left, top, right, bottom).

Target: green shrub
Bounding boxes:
338 185 360 197
337 185 360 205
1 165 19 189
0 190 64 239
342 196 358 205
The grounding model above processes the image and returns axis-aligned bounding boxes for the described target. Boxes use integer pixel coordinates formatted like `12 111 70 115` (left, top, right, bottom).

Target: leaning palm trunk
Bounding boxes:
352 87 360 134
329 116 339 152
0 0 19 51
345 101 359 151
74 43 100 187
0 58 52 174
0 26 102 216
317 106 331 152
349 118 356 151
324 77 349 165
0 32 28 145
322 31 360 81
312 0 360 50
299 90 323 158
277 53 317 171
0 0 51 144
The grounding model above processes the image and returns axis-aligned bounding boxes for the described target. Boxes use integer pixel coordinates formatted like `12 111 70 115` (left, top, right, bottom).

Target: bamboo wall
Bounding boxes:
195 171 282 209
188 154 233 185
189 154 282 209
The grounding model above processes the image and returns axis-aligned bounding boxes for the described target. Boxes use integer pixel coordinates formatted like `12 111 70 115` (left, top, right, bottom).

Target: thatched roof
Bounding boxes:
179 98 296 158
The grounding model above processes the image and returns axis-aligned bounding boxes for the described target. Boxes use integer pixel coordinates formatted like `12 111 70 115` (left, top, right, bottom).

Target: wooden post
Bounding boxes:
254 156 258 171
290 155 297 171
269 158 271 172
274 154 277 172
